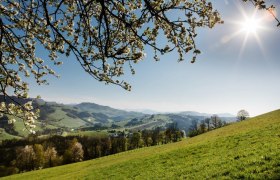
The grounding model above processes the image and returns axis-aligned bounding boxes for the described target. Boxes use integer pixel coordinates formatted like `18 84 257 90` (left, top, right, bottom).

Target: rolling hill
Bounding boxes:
0 96 146 138
0 96 235 140
4 109 280 179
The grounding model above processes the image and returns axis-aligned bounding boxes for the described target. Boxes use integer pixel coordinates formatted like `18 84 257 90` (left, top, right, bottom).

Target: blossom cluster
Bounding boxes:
0 0 223 131
0 101 39 134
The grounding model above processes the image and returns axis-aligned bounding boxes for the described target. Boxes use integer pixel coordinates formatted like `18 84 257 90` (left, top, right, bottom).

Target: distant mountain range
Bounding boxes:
125 109 235 117
178 111 235 117
0 95 236 139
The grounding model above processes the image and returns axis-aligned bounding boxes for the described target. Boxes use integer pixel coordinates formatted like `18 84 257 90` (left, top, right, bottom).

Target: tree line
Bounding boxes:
0 124 184 177
187 115 227 137
188 110 250 137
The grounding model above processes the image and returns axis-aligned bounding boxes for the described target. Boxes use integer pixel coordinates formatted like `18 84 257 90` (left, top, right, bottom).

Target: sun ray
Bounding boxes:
238 32 249 59
235 8 269 58
221 29 244 44
253 31 268 60
221 2 274 63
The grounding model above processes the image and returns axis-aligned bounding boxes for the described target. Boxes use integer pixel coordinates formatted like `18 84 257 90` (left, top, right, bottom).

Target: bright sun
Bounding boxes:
222 7 271 58
236 14 265 57
241 17 261 34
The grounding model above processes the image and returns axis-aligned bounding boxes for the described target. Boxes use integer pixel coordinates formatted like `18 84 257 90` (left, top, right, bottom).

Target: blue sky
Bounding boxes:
28 0 280 116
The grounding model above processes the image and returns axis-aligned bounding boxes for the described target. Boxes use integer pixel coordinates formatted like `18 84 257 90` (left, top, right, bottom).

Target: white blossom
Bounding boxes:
0 0 228 132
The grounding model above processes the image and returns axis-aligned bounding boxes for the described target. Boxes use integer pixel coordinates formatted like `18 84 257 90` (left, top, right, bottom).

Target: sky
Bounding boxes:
28 0 280 116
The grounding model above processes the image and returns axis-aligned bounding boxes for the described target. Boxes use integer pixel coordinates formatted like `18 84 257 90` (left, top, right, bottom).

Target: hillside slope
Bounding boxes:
4 109 280 179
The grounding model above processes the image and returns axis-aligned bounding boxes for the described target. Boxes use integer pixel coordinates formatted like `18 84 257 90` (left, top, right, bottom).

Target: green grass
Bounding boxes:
46 108 87 128
12 120 29 137
66 130 108 137
11 118 61 138
3 109 280 179
0 128 20 141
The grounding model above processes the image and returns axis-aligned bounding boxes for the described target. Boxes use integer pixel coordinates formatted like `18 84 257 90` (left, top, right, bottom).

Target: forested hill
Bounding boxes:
4 109 280 179
0 95 144 119
74 102 142 117
0 95 235 140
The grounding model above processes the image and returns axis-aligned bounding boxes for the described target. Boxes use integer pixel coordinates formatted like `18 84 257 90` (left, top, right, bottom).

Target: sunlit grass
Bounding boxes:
4 109 280 179
0 128 20 141
66 130 108 137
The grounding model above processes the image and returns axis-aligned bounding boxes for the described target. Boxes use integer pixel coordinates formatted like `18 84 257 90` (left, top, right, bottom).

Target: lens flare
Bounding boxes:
241 18 260 33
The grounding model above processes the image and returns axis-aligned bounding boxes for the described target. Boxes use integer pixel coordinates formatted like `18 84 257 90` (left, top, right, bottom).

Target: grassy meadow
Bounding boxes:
66 130 108 137
3 109 280 179
0 129 20 141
